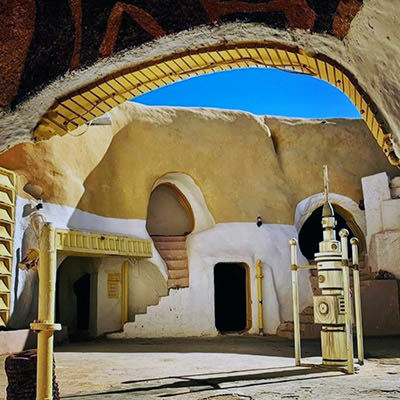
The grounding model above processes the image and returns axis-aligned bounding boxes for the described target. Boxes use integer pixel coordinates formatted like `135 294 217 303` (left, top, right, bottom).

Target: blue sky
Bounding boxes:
132 67 361 119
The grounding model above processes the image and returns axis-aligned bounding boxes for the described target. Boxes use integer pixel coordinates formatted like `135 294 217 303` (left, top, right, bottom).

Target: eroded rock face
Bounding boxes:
0 0 362 108
0 102 396 224
2 0 400 165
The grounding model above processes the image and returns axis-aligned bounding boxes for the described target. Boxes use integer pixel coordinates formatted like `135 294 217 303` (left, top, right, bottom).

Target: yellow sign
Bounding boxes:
107 273 120 299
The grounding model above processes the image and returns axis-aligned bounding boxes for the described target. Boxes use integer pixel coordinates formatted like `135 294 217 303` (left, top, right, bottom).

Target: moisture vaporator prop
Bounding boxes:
290 166 364 374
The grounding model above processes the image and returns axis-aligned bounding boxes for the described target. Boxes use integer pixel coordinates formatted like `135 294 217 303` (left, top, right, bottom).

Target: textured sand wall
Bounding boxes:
0 102 396 225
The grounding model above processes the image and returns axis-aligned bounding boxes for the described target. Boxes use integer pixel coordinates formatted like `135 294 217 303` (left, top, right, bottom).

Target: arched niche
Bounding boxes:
146 173 214 289
146 183 194 236
295 193 366 260
150 173 215 234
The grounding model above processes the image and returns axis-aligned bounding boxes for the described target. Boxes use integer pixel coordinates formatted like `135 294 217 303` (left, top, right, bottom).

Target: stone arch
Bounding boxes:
31 38 399 167
151 172 215 234
295 192 367 254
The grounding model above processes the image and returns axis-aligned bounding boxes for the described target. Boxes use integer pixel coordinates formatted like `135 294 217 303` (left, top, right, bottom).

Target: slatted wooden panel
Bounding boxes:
33 42 399 167
55 229 152 258
0 167 15 327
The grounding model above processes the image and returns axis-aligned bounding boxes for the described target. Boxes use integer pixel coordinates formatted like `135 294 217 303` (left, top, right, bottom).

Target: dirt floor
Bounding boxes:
0 336 400 399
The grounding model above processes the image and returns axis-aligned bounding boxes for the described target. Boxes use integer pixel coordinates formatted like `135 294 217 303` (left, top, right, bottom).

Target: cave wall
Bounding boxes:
0 0 362 109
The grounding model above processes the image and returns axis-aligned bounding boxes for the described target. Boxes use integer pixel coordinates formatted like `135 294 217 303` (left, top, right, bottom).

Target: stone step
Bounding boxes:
158 249 188 261
168 269 189 279
151 235 187 242
153 241 186 251
151 235 189 289
276 330 294 339
276 321 321 339
300 314 314 324
168 277 189 289
166 259 189 270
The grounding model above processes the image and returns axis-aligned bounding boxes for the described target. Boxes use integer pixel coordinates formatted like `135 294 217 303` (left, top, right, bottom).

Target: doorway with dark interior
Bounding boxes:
214 262 248 333
72 273 91 336
299 205 360 261
56 257 95 341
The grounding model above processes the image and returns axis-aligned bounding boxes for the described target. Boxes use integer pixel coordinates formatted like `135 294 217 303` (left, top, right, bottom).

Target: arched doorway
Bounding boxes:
298 204 365 262
146 183 194 289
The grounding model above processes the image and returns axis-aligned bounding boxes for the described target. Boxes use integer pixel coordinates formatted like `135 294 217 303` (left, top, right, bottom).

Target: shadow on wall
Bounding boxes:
146 183 194 236
127 259 168 320
9 212 40 329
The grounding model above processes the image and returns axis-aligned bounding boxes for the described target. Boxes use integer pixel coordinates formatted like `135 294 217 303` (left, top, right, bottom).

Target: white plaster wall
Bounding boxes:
361 172 391 250
128 259 168 317
10 196 312 337
369 231 400 278
9 196 168 329
381 199 400 231
361 172 400 276
112 223 312 338
9 196 39 328
95 258 124 336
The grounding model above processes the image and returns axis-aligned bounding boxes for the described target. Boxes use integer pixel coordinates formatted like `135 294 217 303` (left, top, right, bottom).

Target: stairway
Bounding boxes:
276 306 321 339
151 235 189 289
276 261 374 339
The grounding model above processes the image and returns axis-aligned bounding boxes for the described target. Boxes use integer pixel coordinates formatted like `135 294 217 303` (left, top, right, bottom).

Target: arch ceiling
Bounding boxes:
1 0 399 167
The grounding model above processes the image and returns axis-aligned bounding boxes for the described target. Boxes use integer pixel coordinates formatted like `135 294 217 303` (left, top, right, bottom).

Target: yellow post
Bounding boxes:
121 260 129 327
290 238 301 366
255 260 264 335
351 237 364 365
340 229 354 374
30 223 61 400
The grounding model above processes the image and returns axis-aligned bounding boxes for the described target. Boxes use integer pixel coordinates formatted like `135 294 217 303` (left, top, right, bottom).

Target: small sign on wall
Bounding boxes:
107 273 120 299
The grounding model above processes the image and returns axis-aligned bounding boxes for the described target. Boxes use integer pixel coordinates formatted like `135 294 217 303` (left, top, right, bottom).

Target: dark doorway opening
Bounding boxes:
299 205 356 260
73 273 91 333
56 257 94 341
214 263 248 333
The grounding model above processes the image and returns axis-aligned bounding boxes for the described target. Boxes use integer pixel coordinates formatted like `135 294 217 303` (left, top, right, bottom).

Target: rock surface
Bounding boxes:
0 102 396 225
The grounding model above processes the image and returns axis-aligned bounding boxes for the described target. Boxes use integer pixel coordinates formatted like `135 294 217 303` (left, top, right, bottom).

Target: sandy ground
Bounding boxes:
0 336 399 400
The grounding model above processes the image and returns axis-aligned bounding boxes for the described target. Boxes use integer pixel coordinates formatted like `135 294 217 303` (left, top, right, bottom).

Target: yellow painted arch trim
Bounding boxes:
33 41 399 167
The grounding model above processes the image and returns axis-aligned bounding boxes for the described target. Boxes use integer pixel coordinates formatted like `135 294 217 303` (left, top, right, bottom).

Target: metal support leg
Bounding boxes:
290 238 301 366
351 238 364 365
121 260 129 327
255 260 264 335
340 229 354 374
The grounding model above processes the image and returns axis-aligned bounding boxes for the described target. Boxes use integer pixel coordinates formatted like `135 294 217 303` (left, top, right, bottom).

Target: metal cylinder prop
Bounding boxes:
290 166 363 374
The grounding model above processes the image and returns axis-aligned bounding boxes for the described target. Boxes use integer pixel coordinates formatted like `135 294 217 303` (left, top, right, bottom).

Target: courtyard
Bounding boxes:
2 336 398 400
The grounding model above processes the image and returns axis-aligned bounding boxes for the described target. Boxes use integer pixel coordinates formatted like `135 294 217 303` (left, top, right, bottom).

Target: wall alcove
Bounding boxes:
146 183 194 289
298 204 365 261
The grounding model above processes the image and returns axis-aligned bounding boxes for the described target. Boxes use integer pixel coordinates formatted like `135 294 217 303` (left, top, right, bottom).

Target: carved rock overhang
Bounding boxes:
1 0 399 167
1 0 363 109
33 41 398 166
